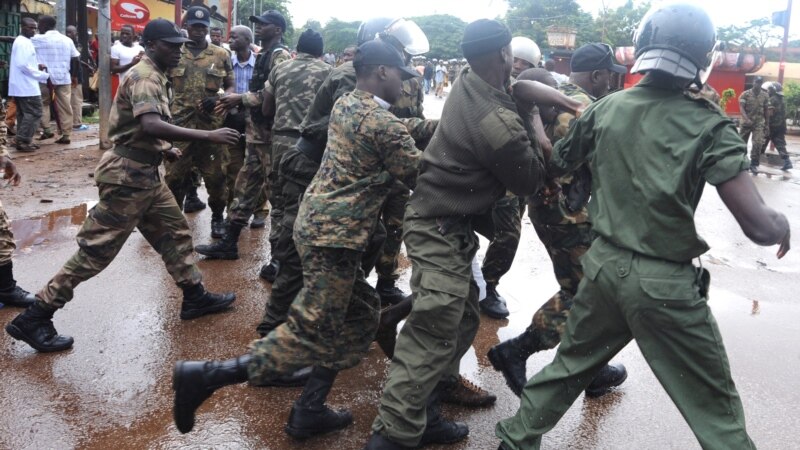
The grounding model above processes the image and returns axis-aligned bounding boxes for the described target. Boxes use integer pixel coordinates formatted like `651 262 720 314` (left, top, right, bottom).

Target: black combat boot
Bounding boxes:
488 328 545 396
195 222 242 260
376 278 406 305
173 354 251 433
479 283 510 319
585 363 628 398
284 366 353 439
5 300 74 352
183 185 206 213
180 283 235 320
0 262 36 307
419 379 469 446
210 213 226 239
781 156 793 171
363 433 412 449
374 294 413 359
258 259 280 282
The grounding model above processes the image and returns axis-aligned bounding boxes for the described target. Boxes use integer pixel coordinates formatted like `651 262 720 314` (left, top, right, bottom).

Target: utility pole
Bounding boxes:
56 0 67 33
778 0 793 84
98 0 112 149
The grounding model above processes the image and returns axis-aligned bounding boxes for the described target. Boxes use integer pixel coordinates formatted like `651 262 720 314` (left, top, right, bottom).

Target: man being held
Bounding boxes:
5 19 240 354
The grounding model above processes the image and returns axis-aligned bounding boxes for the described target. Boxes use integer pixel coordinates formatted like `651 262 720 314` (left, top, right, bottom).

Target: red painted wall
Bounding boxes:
622 69 746 115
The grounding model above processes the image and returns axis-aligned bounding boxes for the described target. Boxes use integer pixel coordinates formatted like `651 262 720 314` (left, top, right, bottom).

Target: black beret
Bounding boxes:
297 29 324 58
461 19 512 59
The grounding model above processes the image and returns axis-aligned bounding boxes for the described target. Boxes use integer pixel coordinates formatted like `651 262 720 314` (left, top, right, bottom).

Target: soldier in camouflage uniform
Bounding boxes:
164 7 234 238
197 30 331 289
173 40 434 439
5 19 240 354
738 76 770 173
488 44 629 398
762 82 792 171
0 99 37 309
206 10 291 260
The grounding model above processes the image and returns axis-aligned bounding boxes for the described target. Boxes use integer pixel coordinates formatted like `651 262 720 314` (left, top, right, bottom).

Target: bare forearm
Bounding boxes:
512 80 583 114
717 172 790 245
144 118 213 142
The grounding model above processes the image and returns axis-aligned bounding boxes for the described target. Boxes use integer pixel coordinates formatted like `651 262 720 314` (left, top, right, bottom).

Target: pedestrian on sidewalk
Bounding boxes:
7 18 49 152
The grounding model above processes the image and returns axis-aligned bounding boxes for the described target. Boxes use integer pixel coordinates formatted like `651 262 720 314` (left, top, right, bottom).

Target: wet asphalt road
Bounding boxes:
1 94 799 449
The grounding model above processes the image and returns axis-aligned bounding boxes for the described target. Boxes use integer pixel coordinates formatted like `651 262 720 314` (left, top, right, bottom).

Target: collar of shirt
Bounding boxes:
372 95 391 110
232 51 256 68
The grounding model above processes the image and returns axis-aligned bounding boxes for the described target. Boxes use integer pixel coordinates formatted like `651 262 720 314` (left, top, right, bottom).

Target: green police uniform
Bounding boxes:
227 44 291 227
165 42 233 213
35 56 203 308
738 87 769 166
496 75 754 450
247 90 432 382
372 67 545 447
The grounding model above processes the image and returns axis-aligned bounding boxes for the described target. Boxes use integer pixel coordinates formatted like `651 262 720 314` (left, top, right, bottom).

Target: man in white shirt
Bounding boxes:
8 17 50 152
31 15 80 144
110 25 145 80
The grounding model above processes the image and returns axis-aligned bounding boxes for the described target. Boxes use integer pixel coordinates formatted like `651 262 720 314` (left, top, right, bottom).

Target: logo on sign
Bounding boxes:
115 0 150 24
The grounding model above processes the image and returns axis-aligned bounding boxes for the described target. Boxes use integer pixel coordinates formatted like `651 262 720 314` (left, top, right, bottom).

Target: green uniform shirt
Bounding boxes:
98 55 172 189
265 52 332 133
294 89 436 251
739 87 769 123
169 42 233 130
551 75 749 262
768 93 786 129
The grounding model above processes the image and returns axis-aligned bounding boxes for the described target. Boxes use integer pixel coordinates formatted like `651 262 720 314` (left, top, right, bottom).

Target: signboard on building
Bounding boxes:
111 0 230 33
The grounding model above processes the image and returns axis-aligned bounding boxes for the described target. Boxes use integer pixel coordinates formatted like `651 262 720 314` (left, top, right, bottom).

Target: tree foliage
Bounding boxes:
410 15 467 60
594 0 651 47
321 19 361 53
717 18 782 54
504 0 597 47
783 81 800 124
234 0 295 45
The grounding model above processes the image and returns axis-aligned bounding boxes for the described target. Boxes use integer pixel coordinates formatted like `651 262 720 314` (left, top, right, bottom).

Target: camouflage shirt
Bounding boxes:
768 93 786 129
265 52 332 133
739 87 769 123
531 82 594 226
294 89 437 251
242 45 291 144
169 42 233 130
298 61 357 149
389 75 424 119
97 55 172 189
0 98 7 158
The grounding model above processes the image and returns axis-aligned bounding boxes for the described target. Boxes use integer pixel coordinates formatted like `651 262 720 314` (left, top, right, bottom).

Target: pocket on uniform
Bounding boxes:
580 250 602 281
638 276 706 329
419 270 469 299
169 67 186 91
206 68 226 91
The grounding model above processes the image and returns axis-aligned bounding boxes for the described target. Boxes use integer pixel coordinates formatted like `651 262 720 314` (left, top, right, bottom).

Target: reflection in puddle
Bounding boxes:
751 300 760 316
10 203 94 251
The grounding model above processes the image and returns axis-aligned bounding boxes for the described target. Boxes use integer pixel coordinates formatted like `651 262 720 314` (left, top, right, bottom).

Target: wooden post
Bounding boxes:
778 0 793 85
98 0 112 149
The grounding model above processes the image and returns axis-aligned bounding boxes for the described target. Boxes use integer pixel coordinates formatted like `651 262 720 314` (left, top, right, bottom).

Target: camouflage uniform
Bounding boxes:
373 76 425 282
36 56 202 308
227 44 291 227
0 107 15 265
264 53 332 251
763 92 790 160
738 87 769 166
524 82 595 349
164 43 234 212
480 190 523 287
247 90 432 382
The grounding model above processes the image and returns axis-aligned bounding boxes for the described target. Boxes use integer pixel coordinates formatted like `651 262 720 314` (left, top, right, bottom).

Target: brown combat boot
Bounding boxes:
441 375 496 407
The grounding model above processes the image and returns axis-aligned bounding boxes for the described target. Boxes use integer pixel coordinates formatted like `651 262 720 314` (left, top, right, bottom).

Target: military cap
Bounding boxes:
185 6 210 27
354 39 420 80
142 18 192 44
571 43 626 73
250 10 286 31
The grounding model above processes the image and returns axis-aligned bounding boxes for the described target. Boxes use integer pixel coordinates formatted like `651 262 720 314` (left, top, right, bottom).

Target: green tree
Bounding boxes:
504 0 597 48
301 19 323 32
321 19 361 53
410 15 467 60
234 0 295 45
594 0 651 47
783 81 800 124
718 18 782 54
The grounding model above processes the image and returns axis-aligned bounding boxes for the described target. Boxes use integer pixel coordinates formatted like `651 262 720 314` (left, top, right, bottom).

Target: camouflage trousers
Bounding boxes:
0 203 16 266
165 140 227 215
223 138 268 216
739 121 767 165
481 192 523 286
267 134 298 252
37 182 203 308
257 148 317 335
228 143 271 226
247 245 380 383
528 220 596 349
374 182 409 281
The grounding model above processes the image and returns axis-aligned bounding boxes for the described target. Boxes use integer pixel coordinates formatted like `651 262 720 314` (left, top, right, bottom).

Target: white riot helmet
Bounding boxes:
511 36 541 67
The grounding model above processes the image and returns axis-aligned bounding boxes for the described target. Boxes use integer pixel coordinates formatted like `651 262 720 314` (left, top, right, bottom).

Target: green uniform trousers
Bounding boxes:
37 182 203 308
267 134 297 252
496 237 755 450
372 205 481 447
228 142 270 226
0 203 16 265
739 121 767 166
248 245 380 383
165 140 227 215
481 192 523 286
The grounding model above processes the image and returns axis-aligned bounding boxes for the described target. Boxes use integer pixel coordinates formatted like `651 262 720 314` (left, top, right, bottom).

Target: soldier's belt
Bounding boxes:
113 144 163 166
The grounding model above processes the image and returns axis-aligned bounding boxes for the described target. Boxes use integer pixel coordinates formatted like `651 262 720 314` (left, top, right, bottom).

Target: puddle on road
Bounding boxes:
10 202 95 252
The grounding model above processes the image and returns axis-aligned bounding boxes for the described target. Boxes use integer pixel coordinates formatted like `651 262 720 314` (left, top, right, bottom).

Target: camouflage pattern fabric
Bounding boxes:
266 134 296 250
222 137 246 209
227 143 270 226
0 203 15 266
526 221 596 348
101 56 172 189
298 61 357 147
481 191 522 286
247 245 380 383
169 43 233 131
164 139 228 213
764 93 789 159
257 147 317 336
739 88 769 164
36 182 202 308
0 98 8 157
293 90 432 251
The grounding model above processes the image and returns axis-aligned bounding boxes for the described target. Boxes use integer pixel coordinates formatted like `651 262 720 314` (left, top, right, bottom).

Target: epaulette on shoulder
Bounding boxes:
683 90 722 113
